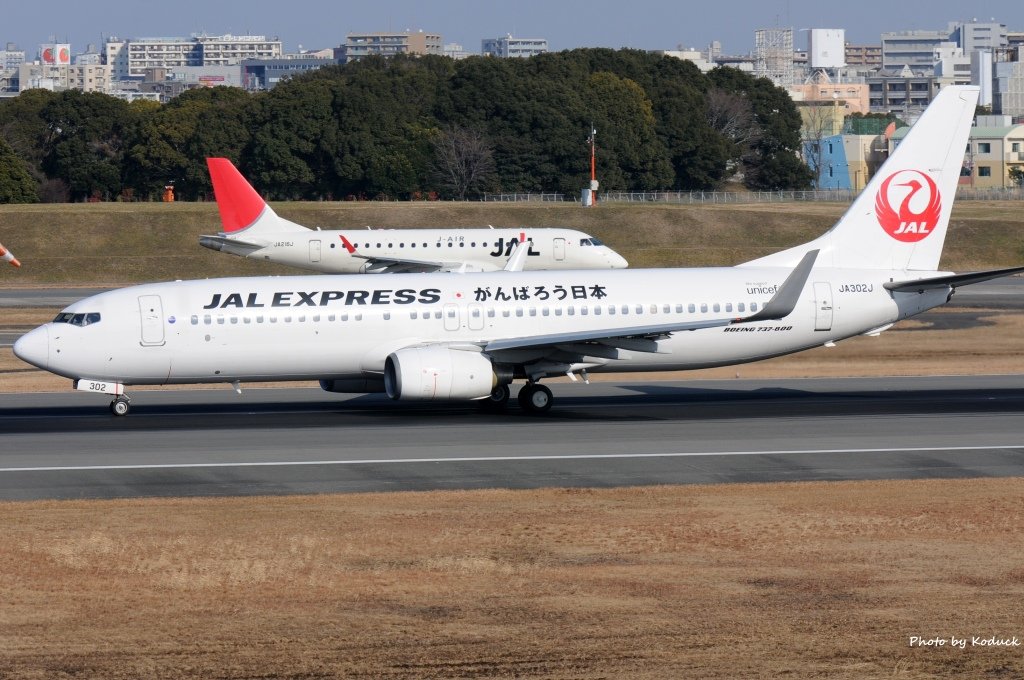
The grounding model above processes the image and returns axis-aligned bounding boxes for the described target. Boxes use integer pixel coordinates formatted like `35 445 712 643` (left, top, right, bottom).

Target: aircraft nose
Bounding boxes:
608 251 629 269
13 325 49 370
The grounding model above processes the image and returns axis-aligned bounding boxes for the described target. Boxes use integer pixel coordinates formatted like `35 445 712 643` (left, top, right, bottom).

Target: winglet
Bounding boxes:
0 242 19 268
207 158 269 233
738 249 818 323
503 242 529 272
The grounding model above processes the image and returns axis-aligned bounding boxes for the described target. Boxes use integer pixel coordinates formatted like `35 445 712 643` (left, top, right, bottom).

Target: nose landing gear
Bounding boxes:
109 395 131 416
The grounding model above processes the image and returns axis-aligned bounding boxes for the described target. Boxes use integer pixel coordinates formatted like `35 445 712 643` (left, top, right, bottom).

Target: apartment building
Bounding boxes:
481 35 548 58
337 31 442 63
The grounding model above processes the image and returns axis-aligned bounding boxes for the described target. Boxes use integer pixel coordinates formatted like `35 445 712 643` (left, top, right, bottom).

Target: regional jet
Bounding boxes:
17 86 1020 416
1 241 19 267
199 158 628 273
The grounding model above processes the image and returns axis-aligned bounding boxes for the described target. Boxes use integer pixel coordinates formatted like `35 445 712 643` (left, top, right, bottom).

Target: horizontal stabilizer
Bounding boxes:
198 234 266 253
884 266 1024 292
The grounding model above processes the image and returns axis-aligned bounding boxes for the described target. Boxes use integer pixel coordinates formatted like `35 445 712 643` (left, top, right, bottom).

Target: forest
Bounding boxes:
0 48 813 203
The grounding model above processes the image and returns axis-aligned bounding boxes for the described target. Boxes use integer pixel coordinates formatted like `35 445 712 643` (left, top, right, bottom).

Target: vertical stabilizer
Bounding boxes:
743 85 979 271
206 158 308 235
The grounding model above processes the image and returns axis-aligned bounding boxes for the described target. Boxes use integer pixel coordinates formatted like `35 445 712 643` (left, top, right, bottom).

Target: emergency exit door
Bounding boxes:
553 238 566 261
814 282 833 331
309 239 321 263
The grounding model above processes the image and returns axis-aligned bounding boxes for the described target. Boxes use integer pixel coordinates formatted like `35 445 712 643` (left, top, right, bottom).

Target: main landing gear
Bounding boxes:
478 382 554 414
517 383 553 414
109 395 131 416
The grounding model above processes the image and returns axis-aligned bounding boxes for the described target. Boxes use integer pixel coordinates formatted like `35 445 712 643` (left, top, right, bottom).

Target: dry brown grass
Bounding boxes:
1 480 1022 678
2 200 1023 284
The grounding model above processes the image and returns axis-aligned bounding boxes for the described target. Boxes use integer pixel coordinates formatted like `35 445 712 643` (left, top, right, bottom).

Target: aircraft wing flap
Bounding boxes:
884 266 1024 292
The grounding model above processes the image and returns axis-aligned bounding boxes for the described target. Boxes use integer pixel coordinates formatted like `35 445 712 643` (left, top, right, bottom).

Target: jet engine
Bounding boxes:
384 346 506 401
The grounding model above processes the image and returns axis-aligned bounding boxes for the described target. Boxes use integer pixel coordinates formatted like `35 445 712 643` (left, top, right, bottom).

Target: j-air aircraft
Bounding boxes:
16 86 1024 416
198 157 628 274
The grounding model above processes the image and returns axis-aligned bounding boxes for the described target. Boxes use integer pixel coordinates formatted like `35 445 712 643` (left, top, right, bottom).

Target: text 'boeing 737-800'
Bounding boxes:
16 86 1023 416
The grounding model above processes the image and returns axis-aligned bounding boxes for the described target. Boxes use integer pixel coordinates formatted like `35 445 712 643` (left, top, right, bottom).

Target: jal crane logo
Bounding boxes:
874 170 942 242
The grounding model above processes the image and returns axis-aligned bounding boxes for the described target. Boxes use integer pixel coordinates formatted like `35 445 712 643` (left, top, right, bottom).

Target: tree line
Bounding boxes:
0 48 813 203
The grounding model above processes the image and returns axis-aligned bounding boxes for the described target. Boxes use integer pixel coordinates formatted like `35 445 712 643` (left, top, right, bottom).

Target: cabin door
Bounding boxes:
138 295 165 346
553 238 566 261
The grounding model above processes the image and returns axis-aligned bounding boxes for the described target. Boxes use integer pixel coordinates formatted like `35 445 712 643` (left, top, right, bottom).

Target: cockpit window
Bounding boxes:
579 238 605 246
52 312 101 327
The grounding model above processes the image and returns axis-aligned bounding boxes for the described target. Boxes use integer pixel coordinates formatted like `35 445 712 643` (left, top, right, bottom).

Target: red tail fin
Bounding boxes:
207 158 267 233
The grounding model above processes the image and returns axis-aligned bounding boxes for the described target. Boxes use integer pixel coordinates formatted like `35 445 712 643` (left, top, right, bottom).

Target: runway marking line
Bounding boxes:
1 445 1022 473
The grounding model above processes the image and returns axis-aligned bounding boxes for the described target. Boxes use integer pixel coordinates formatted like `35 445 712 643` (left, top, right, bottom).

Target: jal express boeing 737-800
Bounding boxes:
198 158 628 274
15 86 1022 416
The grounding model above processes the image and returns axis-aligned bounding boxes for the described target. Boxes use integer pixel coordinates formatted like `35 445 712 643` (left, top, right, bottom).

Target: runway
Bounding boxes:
2 376 1023 500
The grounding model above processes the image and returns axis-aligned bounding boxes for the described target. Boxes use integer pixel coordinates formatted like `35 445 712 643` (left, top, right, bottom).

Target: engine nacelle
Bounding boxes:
384 346 498 401
319 378 385 393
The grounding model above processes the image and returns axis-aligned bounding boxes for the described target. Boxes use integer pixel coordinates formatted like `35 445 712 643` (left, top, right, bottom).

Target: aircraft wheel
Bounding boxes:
480 384 511 411
518 383 553 414
110 396 131 416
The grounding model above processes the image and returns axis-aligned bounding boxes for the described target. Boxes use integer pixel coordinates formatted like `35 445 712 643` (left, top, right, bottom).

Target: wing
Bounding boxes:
346 252 449 273
484 250 818 375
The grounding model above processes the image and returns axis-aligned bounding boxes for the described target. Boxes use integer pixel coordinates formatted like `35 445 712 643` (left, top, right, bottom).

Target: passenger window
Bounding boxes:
487 309 495 318
725 303 733 313
555 308 563 316
283 316 291 323
581 307 588 316
515 308 523 317
567 307 575 316
688 304 696 313
230 317 238 324
635 305 643 314
256 315 264 323
738 303 745 312
502 309 511 317
700 304 708 313
434 311 442 319
328 314 335 322
751 303 759 312
190 315 198 325
243 317 251 324
204 314 212 324
270 317 277 323
675 304 683 313
341 313 349 321
355 314 363 321
650 305 657 314
594 307 602 315
384 312 391 320
529 308 537 317
411 311 418 319
217 316 225 324
713 304 720 313
663 305 670 313
609 306 616 315
621 305 628 314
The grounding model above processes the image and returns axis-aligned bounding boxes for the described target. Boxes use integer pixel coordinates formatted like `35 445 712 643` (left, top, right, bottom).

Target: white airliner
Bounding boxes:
15 86 1022 416
199 158 628 273
0 241 19 267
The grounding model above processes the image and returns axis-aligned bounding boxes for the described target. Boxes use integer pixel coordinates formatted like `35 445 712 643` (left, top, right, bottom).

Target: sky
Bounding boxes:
5 0 1024 57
